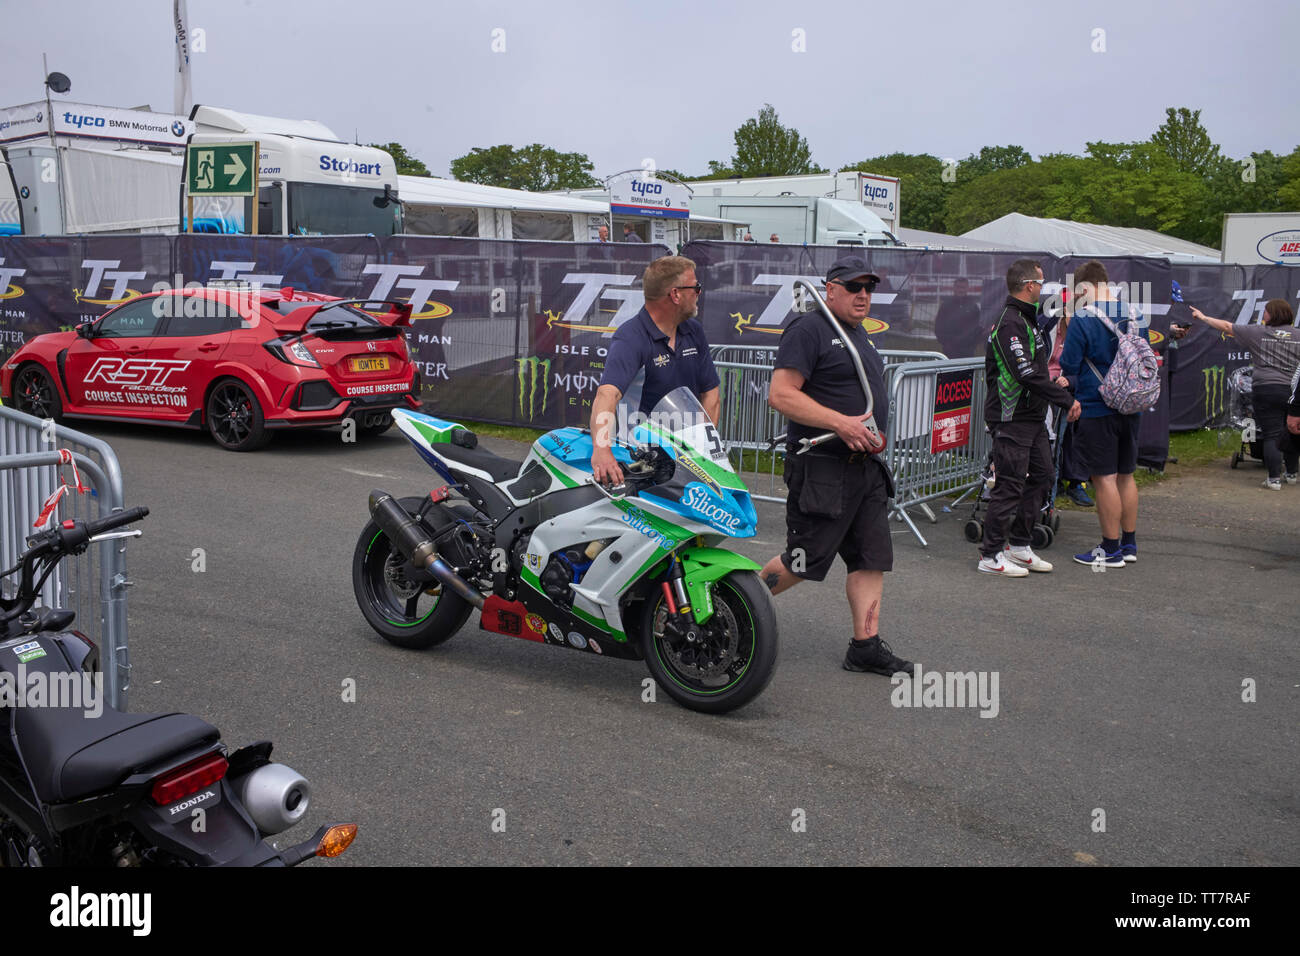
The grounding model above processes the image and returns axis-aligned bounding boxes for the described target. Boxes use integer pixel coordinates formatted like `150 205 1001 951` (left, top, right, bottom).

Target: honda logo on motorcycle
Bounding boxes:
84 358 191 387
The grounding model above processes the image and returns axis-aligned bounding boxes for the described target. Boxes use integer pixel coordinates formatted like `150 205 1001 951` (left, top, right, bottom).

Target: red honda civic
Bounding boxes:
1 287 422 451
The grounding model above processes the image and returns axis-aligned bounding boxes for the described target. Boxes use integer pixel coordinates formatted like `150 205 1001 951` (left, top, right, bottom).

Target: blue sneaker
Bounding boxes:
1073 546 1125 568
1066 484 1093 507
1120 543 1137 563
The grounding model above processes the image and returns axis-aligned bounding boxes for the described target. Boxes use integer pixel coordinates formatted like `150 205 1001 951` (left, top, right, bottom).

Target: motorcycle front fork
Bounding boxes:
659 556 701 645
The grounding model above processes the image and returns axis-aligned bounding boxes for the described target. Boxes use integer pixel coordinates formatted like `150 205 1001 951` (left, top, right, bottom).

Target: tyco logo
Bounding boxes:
362 264 456 320
1202 365 1225 421
0 259 26 300
75 260 147 306
84 358 191 388
515 356 551 419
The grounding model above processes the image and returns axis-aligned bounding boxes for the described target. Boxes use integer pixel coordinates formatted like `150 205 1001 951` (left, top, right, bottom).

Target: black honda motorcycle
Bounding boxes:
0 507 355 866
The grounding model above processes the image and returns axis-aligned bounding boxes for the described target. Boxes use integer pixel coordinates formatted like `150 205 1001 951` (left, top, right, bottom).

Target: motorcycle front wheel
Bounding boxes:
640 570 778 714
352 497 473 649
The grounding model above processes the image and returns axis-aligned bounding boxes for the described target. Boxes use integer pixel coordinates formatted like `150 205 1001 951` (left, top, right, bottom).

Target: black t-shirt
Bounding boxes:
775 312 888 455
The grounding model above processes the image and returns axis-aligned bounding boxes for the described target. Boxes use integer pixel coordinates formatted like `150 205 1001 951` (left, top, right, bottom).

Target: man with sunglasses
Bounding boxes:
590 255 720 485
978 259 1080 577
758 256 914 677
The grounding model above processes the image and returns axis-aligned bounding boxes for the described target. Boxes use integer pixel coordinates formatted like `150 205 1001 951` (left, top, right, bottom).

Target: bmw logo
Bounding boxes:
35 112 43 123
665 197 671 207
172 121 186 137
19 186 29 199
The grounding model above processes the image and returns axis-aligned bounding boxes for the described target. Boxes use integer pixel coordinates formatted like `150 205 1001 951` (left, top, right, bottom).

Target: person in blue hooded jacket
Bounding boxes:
1059 260 1149 568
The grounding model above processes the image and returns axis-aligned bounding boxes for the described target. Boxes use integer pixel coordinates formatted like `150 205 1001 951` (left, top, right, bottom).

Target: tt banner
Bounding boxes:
685 240 1058 355
384 237 668 429
0 236 173 365
1167 263 1297 430
172 234 385 299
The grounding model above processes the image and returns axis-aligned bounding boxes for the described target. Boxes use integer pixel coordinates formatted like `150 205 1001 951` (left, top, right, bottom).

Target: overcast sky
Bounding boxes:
3 0 1296 179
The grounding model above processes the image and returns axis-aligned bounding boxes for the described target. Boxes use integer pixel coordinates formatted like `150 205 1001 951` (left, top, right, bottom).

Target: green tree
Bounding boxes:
1150 107 1221 178
724 104 820 177
956 145 1031 182
450 144 600 190
1277 146 1300 208
841 153 951 232
368 142 432 177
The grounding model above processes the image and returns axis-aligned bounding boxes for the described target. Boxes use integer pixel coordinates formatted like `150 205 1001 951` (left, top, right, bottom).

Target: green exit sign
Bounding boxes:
186 142 258 197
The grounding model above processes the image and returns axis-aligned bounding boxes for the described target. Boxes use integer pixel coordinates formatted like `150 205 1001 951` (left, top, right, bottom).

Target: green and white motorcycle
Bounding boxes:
351 386 778 714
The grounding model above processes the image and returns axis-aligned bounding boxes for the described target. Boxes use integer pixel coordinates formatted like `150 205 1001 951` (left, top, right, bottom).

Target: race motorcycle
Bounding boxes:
0 508 356 866
352 385 778 714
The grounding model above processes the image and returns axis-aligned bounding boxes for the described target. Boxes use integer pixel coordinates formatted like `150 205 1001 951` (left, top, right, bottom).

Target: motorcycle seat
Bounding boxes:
15 703 220 804
435 442 525 483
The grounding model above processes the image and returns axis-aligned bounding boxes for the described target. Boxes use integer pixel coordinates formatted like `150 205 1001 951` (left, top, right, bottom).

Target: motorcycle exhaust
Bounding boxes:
368 490 486 609
237 763 311 836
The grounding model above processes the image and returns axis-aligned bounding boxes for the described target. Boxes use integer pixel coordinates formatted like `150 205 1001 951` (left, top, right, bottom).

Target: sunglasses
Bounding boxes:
674 283 703 294
832 278 878 294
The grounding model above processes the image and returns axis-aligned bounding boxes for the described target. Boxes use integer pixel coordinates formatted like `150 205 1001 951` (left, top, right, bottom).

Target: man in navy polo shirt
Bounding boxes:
590 255 721 485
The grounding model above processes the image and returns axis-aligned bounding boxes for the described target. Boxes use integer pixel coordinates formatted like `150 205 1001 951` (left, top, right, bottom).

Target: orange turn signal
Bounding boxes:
316 823 358 858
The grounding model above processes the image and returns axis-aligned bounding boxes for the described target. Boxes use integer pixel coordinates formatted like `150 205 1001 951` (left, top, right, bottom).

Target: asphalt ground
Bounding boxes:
57 420 1299 867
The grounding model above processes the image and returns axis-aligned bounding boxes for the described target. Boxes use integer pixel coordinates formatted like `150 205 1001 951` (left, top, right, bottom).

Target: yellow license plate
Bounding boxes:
349 356 390 372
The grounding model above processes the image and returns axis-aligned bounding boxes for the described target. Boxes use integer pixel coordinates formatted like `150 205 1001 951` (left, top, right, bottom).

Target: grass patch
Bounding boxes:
458 419 547 444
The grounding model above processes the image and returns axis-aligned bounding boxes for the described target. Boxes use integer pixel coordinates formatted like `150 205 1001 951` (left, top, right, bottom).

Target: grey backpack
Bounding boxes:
1085 310 1160 415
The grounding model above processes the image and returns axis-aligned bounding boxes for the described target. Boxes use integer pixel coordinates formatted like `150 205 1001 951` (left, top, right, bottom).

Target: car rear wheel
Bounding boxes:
206 378 269 451
13 364 63 422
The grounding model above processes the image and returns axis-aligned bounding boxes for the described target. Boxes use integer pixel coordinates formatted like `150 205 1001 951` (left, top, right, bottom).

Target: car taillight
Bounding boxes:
150 752 229 806
263 337 321 368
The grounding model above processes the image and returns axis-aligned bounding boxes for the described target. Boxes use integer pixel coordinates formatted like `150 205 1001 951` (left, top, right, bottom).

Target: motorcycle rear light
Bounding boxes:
150 753 229 806
316 823 357 858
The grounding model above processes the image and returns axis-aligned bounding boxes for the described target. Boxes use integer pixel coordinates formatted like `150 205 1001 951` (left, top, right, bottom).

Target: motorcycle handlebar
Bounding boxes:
85 506 150 539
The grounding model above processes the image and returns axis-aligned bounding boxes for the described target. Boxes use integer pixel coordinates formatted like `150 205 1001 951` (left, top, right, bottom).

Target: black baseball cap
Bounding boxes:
826 256 881 285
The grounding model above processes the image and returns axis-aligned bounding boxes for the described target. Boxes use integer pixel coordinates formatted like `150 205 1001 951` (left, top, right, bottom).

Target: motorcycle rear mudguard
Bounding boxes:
677 547 761 625
124 775 269 866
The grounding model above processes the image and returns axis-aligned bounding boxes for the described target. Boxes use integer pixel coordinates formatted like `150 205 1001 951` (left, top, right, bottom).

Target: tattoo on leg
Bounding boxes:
763 572 780 592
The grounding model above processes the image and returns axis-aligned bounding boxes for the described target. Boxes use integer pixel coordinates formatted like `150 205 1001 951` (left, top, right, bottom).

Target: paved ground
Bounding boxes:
63 420 1299 866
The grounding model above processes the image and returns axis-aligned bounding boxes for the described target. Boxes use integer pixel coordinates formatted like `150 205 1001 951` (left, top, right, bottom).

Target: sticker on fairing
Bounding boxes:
526 614 546 634
566 631 588 650
13 641 46 663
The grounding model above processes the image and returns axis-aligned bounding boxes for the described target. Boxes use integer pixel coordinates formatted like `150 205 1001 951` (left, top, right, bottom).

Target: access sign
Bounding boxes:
186 142 258 197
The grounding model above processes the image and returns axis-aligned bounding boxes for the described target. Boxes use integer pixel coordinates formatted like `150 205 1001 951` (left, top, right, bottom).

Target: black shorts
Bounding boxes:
780 453 894 582
1073 413 1140 476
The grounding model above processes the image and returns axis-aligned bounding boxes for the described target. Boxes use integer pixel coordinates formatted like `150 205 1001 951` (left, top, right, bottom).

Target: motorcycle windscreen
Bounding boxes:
613 368 646 447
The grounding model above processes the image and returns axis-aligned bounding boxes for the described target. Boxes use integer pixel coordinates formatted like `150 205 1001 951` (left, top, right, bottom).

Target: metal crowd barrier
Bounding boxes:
0 406 133 709
884 358 990 546
710 345 955 507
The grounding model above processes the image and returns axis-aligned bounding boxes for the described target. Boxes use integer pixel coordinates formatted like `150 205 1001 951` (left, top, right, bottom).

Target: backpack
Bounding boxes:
1084 309 1160 415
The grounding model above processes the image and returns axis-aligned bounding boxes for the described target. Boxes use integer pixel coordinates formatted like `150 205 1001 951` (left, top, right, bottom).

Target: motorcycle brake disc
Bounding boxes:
657 595 740 680
383 552 425 600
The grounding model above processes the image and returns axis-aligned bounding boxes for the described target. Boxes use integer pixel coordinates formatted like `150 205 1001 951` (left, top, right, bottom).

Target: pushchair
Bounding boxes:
963 414 1065 549
1226 365 1264 469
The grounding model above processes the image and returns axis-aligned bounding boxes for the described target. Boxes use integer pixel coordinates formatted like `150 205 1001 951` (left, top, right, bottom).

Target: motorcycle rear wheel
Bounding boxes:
352 497 473 649
640 570 777 714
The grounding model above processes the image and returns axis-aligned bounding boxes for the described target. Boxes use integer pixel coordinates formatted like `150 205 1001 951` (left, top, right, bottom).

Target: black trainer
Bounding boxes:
843 636 914 676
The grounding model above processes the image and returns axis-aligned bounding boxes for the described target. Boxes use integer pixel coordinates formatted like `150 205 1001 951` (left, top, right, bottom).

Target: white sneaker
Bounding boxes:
1005 545 1054 573
1285 473 1297 485
1263 478 1282 491
978 553 1029 577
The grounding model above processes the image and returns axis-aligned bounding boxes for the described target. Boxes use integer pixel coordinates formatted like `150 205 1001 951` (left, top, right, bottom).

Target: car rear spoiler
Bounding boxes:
267 297 414 333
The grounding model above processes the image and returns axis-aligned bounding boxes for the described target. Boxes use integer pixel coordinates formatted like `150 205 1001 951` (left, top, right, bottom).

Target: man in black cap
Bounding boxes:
758 256 913 676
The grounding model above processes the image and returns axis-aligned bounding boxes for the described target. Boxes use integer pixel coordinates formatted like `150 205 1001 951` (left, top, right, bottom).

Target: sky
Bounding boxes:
3 0 1297 180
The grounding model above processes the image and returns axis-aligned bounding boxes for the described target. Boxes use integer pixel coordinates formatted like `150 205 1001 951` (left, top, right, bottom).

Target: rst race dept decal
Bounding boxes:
83 358 190 407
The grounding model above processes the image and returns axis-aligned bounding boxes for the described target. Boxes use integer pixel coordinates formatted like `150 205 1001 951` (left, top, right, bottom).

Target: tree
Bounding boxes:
368 142 432 177
1150 107 1221 178
841 153 952 232
725 104 820 177
450 144 600 190
956 145 1031 182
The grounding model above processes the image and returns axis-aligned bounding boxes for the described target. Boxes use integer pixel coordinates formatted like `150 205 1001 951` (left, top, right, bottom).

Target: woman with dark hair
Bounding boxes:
1190 299 1300 489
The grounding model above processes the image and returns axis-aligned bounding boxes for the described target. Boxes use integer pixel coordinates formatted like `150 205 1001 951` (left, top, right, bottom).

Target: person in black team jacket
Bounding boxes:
758 256 913 677
978 259 1081 577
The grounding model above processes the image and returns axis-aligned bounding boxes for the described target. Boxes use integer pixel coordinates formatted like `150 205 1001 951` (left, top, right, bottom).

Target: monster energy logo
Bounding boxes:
516 356 552 419
1202 365 1225 422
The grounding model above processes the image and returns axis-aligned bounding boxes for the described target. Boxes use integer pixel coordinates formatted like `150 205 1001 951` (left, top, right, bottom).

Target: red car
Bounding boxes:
1 287 422 451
